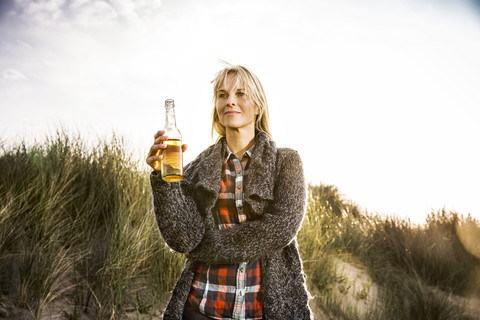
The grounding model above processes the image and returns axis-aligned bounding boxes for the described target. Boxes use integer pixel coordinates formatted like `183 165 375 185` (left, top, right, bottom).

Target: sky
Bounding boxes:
1 0 479 224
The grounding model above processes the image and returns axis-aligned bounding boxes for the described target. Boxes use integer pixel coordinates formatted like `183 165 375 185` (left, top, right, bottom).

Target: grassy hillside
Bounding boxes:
0 133 479 319
300 185 480 319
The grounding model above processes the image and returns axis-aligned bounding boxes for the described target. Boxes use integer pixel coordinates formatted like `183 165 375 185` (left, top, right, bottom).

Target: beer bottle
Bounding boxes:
155 99 183 182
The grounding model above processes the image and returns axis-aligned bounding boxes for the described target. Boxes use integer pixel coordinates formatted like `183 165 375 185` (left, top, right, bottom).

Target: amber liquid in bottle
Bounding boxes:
155 139 183 182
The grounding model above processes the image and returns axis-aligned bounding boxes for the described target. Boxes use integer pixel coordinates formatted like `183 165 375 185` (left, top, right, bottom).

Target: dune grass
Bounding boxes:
301 184 480 319
0 132 183 319
0 132 479 319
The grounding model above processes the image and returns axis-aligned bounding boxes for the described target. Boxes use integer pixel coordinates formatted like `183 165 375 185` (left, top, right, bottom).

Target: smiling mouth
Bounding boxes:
224 111 240 115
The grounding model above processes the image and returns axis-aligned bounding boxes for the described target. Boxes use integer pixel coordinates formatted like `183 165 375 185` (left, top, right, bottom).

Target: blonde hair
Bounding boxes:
211 63 272 140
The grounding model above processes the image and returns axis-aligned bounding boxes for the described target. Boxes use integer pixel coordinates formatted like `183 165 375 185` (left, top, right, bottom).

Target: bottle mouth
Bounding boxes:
165 99 175 109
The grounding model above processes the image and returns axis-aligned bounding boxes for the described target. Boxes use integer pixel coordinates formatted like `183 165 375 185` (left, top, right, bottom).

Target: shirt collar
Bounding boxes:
224 143 255 162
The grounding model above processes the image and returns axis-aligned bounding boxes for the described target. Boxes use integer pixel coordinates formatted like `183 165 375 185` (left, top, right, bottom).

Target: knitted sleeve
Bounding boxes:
187 149 306 264
150 171 205 254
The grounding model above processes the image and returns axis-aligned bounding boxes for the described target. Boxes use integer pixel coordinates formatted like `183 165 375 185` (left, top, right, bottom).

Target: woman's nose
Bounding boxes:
227 95 236 106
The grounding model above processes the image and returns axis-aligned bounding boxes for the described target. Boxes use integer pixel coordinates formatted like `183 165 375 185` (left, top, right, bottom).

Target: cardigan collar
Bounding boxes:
185 132 277 201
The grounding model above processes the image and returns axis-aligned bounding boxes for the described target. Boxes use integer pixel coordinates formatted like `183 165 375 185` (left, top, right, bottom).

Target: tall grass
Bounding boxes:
0 132 183 319
1 132 479 319
299 184 480 319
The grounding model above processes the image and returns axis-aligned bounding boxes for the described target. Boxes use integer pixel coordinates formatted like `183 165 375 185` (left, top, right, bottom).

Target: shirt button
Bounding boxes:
240 267 244 272
237 185 241 190
238 203 243 209
239 291 242 296
237 169 241 174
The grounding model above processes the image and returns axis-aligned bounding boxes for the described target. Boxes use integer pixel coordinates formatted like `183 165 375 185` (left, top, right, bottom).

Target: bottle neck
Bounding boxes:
165 106 177 129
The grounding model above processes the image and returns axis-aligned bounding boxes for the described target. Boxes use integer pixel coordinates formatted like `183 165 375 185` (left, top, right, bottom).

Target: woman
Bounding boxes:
146 64 312 319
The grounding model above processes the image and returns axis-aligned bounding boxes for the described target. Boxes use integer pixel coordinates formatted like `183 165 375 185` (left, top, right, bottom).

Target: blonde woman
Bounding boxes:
146 64 312 319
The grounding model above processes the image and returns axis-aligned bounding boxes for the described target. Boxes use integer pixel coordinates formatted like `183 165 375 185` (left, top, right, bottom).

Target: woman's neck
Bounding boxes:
225 128 256 158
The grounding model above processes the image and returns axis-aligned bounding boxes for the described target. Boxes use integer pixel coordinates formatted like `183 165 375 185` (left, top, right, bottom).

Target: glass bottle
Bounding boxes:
155 99 183 182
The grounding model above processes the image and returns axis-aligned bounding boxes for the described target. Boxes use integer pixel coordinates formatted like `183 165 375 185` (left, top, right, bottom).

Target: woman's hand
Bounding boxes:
146 130 188 170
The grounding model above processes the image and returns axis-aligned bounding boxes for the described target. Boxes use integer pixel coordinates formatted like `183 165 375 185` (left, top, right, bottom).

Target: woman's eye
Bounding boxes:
236 92 245 97
219 93 227 98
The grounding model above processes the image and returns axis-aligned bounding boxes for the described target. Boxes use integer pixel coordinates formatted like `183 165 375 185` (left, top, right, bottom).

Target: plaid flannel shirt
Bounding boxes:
187 145 263 320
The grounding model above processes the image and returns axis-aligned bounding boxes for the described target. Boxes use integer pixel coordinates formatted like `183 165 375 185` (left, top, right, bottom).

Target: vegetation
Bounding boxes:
0 132 183 319
0 132 479 319
300 185 480 319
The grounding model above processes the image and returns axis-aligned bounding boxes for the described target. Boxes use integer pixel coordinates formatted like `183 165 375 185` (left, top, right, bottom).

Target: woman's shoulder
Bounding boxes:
276 147 302 162
274 147 304 179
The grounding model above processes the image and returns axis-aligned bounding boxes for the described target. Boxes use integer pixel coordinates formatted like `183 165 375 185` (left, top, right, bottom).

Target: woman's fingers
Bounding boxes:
148 142 167 157
154 130 165 139
146 153 163 166
153 130 168 144
154 135 169 144
146 130 168 169
146 156 156 167
146 143 164 167
146 131 187 169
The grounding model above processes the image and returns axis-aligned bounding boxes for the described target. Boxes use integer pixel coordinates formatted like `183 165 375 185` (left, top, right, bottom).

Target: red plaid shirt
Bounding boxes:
187 145 263 319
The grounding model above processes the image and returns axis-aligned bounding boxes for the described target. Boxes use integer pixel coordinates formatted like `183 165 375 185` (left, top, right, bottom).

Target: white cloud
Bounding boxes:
9 0 165 27
13 0 67 23
68 0 118 26
1 68 27 82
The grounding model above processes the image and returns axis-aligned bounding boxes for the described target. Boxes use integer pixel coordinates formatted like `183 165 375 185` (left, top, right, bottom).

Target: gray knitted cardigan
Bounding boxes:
150 132 313 319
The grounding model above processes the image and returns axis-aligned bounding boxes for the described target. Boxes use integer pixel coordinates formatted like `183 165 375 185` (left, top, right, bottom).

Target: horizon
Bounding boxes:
1 127 478 226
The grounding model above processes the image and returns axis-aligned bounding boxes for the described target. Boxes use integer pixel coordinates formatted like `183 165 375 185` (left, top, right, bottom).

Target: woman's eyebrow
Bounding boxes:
217 88 245 93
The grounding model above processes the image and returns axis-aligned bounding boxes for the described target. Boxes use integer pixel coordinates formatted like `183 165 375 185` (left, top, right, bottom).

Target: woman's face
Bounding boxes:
216 73 259 134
